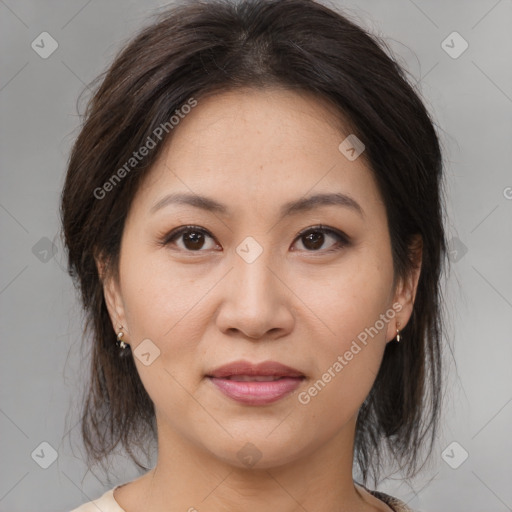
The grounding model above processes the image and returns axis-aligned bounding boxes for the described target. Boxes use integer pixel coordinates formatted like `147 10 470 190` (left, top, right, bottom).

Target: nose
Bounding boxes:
215 247 295 340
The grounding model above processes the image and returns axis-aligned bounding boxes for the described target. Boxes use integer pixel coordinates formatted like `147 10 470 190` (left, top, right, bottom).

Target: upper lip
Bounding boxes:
207 360 305 378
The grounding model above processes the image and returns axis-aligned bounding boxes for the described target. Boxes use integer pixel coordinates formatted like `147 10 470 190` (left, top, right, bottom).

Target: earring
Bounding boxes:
396 322 401 343
116 325 128 349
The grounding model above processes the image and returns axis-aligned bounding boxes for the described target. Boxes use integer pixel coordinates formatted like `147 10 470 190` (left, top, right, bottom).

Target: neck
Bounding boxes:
128 413 375 512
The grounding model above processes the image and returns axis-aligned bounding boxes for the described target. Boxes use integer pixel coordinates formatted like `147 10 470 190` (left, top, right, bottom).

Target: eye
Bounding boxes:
291 225 349 253
160 224 349 254
162 225 219 252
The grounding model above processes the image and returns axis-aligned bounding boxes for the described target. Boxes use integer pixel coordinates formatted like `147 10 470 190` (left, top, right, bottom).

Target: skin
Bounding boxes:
98 87 422 512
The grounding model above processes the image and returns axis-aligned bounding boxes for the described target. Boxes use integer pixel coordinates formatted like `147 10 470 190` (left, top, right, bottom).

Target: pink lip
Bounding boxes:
206 360 305 405
208 376 303 405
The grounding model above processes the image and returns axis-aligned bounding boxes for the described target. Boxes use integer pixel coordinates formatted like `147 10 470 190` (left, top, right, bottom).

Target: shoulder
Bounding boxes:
365 488 414 512
69 486 125 512
355 482 414 512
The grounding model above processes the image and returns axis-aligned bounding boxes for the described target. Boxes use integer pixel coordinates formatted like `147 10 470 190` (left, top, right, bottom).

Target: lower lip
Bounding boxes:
208 376 304 405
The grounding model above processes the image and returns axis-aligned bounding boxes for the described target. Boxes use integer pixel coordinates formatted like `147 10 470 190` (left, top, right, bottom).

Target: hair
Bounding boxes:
61 0 449 487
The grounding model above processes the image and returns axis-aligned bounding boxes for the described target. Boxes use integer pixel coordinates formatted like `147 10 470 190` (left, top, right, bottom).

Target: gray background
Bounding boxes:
1 0 511 511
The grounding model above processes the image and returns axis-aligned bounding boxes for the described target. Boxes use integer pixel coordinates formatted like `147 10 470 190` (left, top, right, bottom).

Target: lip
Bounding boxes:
207 360 305 379
206 360 305 405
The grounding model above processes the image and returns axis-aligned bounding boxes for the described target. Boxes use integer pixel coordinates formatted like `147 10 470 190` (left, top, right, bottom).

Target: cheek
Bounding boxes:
299 252 392 343
296 249 393 394
121 245 198 331
297 286 390 424
119 255 209 408
119 247 213 376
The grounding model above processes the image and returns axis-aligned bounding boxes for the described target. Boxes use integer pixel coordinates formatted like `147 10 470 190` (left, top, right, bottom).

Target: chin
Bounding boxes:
199 429 312 471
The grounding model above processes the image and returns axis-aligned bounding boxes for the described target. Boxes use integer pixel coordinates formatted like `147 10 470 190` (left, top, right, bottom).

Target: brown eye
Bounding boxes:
181 230 207 250
162 224 349 254
164 226 218 251
302 231 325 250
293 226 349 252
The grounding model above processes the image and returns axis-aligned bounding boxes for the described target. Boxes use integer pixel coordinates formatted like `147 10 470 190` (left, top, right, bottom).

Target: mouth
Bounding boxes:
218 375 296 381
206 360 305 405
206 359 305 379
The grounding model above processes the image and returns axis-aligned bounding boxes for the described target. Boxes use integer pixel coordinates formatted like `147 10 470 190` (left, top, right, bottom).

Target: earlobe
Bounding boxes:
387 235 423 342
95 255 128 335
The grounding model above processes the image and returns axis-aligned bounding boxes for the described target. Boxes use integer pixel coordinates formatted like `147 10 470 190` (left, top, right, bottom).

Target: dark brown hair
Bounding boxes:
61 0 449 486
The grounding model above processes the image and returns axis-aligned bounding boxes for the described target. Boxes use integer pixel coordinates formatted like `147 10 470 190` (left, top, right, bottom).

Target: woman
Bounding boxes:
62 0 448 510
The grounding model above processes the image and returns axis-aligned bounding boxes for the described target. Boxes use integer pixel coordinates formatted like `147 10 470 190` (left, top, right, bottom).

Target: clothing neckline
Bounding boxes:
109 482 406 512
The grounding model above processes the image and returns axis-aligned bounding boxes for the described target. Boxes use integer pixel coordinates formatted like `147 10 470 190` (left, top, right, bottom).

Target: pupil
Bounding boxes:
181 231 326 251
304 232 323 250
184 231 204 250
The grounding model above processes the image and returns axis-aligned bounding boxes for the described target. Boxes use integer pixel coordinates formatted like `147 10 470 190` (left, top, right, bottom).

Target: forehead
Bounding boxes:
131 87 384 220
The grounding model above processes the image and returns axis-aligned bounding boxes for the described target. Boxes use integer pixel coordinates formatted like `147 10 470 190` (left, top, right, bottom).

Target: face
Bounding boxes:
101 87 420 469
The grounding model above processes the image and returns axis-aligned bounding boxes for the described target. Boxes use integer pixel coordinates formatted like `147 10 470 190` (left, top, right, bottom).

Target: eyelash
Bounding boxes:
159 224 350 254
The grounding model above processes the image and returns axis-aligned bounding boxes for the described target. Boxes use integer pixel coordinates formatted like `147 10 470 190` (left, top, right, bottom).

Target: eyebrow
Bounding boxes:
150 191 364 219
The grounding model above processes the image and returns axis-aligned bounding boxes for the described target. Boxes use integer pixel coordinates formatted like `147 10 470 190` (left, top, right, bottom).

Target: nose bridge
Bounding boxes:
232 238 277 305
215 237 292 338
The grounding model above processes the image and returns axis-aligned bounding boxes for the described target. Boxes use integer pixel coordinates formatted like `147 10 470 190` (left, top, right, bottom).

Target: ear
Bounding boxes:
386 234 423 343
95 254 129 336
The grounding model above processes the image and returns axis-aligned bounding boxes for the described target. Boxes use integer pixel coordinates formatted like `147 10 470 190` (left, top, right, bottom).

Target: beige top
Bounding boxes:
69 483 413 512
